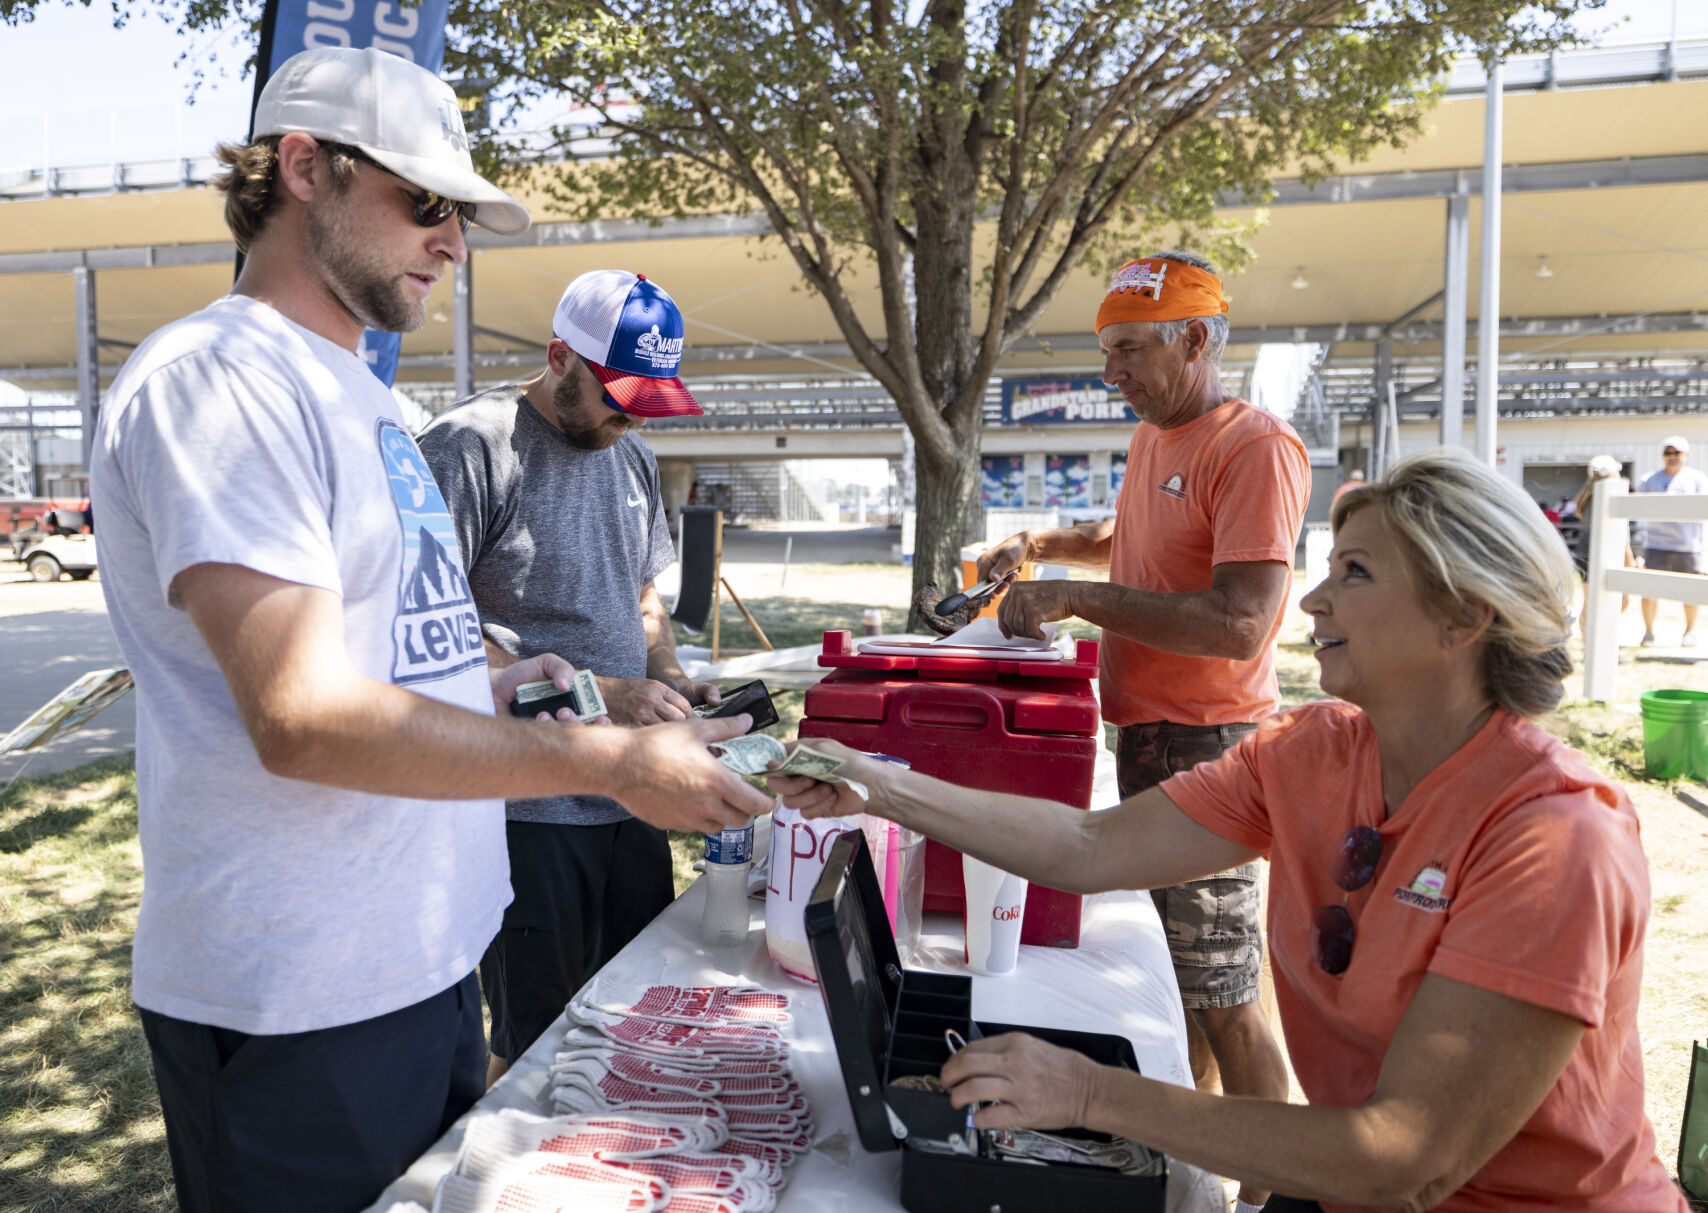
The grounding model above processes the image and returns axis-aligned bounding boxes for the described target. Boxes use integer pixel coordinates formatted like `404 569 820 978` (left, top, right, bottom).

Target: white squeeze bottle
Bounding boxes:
701 822 755 947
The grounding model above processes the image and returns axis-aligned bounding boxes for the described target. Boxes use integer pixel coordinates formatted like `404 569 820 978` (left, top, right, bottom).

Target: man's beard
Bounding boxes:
306 198 426 334
551 371 633 451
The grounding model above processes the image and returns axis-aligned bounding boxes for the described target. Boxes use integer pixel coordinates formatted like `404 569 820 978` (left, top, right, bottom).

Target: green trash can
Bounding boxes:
1640 689 1708 782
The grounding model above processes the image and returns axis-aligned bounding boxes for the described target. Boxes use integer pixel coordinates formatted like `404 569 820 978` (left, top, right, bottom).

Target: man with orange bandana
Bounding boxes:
978 250 1307 1213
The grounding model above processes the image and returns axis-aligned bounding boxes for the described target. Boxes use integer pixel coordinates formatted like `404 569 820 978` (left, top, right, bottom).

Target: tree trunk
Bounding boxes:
908 418 984 628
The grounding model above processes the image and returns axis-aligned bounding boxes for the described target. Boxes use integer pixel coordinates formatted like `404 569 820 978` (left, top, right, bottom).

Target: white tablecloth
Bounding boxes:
365 843 1223 1213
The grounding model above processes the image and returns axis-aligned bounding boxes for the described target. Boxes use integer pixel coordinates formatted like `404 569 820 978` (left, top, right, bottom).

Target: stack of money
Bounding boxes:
512 669 608 724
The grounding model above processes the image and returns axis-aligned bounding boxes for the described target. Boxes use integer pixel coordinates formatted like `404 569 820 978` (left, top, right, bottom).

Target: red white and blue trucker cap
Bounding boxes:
253 47 531 237
552 270 704 417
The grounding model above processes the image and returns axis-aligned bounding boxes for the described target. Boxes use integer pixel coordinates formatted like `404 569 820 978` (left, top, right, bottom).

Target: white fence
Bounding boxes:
1583 478 1708 702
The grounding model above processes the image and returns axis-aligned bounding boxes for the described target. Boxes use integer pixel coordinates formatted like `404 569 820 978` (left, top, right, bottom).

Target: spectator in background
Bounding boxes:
1332 468 1366 502
1572 455 1636 639
1638 436 1708 647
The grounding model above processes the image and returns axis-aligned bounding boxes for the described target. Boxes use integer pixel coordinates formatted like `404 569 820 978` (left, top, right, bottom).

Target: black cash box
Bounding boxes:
804 830 1167 1212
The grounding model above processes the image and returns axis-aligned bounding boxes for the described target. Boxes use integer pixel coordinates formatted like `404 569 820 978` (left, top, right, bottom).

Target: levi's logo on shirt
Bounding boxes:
377 420 485 686
1159 473 1186 500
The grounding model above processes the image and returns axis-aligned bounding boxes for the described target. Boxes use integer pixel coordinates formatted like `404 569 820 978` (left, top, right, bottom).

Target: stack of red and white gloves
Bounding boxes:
432 982 807 1213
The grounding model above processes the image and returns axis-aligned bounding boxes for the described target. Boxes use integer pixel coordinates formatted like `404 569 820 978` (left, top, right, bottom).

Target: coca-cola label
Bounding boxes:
993 903 1023 922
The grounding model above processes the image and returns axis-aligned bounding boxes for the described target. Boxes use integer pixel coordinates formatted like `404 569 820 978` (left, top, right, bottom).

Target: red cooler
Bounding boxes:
799 630 1102 948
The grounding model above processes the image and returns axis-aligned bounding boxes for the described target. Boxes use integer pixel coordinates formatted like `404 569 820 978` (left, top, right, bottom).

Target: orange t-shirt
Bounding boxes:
1164 702 1683 1212
1100 398 1309 727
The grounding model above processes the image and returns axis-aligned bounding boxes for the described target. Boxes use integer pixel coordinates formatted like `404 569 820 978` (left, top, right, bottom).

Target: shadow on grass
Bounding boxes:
0 754 177 1212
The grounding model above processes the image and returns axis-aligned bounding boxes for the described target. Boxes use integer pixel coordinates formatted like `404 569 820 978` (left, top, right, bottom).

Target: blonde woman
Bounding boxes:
772 449 1683 1212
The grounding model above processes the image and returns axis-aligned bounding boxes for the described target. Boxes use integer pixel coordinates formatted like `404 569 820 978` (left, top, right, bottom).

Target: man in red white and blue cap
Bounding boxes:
419 269 719 1084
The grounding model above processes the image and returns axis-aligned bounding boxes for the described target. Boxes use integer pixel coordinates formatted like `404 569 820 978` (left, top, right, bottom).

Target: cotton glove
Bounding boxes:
457 1109 724 1173
432 1169 662 1213
563 1012 788 1064
577 981 792 1029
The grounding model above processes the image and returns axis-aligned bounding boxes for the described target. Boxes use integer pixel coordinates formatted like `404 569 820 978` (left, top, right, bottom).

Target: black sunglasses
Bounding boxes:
1310 825 1383 975
335 145 476 233
1664 448 1683 456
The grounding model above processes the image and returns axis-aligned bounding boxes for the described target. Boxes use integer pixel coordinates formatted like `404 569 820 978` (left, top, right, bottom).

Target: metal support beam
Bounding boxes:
6 152 1708 278
73 266 98 470
10 310 1708 386
1475 62 1503 467
1440 187 1471 447
1371 337 1393 476
453 258 474 400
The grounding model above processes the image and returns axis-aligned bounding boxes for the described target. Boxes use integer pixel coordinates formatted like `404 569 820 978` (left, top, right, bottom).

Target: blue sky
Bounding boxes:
1 0 1704 173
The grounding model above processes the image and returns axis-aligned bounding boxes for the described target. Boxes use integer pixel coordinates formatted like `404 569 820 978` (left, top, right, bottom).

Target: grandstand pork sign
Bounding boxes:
1000 378 1137 425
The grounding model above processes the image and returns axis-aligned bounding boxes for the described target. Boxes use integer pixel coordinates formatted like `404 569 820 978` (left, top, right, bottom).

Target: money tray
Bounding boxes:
804 831 1167 1213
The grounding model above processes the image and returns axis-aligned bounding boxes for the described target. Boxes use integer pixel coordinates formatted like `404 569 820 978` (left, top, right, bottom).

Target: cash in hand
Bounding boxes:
511 668 608 724
710 735 869 799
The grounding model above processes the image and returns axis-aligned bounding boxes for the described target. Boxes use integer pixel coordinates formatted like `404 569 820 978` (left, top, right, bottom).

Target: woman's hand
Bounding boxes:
939 1032 1099 1132
764 738 887 819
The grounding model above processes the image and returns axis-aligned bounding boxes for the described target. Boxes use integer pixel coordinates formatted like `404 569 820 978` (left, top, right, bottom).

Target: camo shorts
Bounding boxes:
1116 720 1263 1010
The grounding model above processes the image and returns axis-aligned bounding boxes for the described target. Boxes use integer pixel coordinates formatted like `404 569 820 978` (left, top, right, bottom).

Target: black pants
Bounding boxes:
1263 1197 1324 1211
139 972 484 1213
480 816 674 1062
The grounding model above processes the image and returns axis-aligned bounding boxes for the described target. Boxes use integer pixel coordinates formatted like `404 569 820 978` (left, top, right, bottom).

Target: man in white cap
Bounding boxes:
90 48 768 1211
419 270 718 1085
1638 436 1708 646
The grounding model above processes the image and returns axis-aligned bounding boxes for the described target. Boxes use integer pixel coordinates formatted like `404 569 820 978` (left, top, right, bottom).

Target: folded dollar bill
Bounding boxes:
709 736 869 799
708 733 787 777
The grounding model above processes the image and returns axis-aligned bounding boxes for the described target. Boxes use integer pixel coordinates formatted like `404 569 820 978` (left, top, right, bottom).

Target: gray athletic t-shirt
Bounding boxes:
419 387 675 824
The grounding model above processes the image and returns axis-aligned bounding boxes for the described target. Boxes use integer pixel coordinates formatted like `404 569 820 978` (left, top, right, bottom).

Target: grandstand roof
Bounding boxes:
3 44 1705 391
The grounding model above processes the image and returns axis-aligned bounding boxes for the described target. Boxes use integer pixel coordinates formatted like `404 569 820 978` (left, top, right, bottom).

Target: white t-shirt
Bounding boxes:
91 295 508 1035
1638 465 1708 554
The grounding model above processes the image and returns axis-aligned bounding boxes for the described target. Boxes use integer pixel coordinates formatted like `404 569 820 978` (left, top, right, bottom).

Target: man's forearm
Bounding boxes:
1065 581 1273 660
1024 522 1115 571
641 584 693 696
253 671 637 802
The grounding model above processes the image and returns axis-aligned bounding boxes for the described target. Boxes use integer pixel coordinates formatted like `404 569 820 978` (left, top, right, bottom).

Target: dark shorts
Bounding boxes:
1117 720 1263 1010
139 972 484 1213
481 816 674 1062
1645 547 1703 576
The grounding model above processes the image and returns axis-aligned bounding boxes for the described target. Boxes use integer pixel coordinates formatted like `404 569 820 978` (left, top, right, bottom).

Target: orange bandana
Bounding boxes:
1095 258 1230 331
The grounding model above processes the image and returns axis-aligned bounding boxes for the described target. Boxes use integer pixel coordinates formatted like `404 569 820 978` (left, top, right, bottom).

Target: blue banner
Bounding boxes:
265 0 451 76
358 329 403 385
1001 377 1137 426
252 0 453 386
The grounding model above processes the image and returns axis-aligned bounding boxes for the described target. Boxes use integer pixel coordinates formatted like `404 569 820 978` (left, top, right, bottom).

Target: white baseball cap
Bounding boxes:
254 47 530 237
1663 435 1690 455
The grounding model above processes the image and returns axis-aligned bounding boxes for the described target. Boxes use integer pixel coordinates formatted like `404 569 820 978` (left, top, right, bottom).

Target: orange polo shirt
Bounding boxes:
1099 398 1309 727
1164 702 1684 1212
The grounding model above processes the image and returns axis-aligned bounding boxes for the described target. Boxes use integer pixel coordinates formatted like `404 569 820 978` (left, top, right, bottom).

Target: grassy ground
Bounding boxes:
0 757 174 1211
3 580 1707 1208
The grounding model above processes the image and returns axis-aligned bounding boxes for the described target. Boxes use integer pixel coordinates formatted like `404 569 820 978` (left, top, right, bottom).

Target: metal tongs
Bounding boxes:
933 571 1018 618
